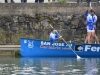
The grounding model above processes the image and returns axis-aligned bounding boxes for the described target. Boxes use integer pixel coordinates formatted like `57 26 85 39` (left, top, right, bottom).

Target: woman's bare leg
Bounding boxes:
87 32 92 44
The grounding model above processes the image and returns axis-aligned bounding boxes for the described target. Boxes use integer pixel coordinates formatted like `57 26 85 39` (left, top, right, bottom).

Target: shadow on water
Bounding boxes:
0 57 100 75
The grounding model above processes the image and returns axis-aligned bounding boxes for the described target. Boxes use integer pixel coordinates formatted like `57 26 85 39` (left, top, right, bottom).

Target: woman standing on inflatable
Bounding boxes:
86 10 99 44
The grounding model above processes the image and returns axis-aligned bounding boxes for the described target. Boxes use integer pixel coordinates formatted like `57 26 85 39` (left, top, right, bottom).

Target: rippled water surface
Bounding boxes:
0 57 100 75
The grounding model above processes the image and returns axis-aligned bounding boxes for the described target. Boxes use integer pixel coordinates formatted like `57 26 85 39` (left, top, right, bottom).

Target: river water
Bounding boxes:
0 57 100 75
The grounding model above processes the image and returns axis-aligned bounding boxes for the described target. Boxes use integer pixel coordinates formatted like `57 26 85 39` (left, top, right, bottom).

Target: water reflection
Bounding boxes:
84 58 99 75
20 57 100 75
0 57 100 75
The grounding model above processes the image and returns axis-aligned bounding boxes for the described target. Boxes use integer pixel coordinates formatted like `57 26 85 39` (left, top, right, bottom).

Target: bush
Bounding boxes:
15 50 22 57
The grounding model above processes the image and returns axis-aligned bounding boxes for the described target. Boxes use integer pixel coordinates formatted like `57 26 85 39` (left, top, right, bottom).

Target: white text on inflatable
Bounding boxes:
85 45 100 52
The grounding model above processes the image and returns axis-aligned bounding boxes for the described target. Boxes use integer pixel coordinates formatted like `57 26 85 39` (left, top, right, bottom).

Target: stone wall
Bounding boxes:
0 50 15 57
0 3 100 44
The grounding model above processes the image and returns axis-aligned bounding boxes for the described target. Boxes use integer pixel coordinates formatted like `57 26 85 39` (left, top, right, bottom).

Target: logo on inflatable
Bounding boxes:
28 40 34 48
75 45 83 52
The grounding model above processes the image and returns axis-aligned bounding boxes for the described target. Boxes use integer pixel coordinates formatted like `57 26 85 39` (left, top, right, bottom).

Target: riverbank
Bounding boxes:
0 45 20 57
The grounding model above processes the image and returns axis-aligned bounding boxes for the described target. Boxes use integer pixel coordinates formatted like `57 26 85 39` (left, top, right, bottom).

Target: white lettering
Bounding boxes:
85 45 91 51
41 41 50 45
85 45 100 52
97 47 100 52
91 46 97 52
52 43 64 46
66 44 72 47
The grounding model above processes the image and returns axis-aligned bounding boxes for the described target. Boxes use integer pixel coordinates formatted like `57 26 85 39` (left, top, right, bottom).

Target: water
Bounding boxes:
0 57 100 75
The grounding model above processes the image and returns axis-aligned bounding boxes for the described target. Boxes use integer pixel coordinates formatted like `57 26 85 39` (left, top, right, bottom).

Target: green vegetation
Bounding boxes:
38 15 43 21
3 15 8 20
58 0 68 3
15 50 22 57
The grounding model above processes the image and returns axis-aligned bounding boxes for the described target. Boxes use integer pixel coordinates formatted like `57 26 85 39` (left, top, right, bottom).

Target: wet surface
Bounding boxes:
0 57 100 75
